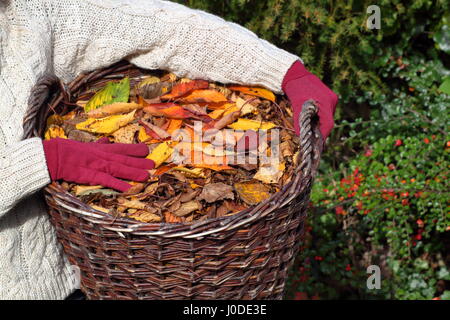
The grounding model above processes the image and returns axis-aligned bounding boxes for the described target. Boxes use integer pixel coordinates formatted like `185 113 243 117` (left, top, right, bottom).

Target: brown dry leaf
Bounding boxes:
91 205 110 214
198 183 234 203
73 185 102 196
234 181 272 205
129 210 162 223
253 162 286 184
112 123 140 144
164 212 183 223
280 140 294 158
117 198 148 210
180 189 201 203
173 200 202 217
235 97 257 115
86 102 142 118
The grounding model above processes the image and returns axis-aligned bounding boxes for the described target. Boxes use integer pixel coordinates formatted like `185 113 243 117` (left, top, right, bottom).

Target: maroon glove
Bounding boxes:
43 138 155 192
282 61 338 141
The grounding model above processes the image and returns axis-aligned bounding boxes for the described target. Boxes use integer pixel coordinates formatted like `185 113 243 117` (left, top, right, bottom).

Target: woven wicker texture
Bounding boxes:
23 62 322 300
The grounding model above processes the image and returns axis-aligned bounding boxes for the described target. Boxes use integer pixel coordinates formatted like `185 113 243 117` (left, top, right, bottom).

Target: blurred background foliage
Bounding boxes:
174 0 450 299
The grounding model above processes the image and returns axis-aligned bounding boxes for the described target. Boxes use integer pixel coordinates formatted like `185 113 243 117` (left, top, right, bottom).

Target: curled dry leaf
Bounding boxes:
87 102 142 118
198 183 234 203
129 210 162 223
173 200 202 217
112 123 140 144
253 162 286 184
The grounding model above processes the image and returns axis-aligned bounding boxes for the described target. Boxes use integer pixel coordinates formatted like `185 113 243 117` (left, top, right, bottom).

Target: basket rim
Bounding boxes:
26 62 322 238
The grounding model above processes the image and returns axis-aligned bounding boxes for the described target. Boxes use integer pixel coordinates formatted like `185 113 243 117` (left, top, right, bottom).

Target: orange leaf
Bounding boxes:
165 212 183 223
228 86 276 102
179 90 228 104
143 105 195 119
153 164 176 176
161 80 209 100
167 119 183 135
193 164 233 171
201 101 233 110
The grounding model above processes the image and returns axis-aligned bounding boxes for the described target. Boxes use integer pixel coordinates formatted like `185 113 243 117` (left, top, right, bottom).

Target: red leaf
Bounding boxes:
161 80 209 100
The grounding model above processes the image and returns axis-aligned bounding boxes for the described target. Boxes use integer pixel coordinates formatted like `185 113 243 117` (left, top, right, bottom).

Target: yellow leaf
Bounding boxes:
172 167 206 178
44 125 67 140
137 76 160 88
208 104 240 119
76 110 136 134
228 118 276 131
234 181 272 205
228 86 276 102
138 126 153 143
147 141 173 168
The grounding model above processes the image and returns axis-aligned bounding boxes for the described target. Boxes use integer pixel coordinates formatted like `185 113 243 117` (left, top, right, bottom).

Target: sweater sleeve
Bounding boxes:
45 0 299 93
0 137 50 217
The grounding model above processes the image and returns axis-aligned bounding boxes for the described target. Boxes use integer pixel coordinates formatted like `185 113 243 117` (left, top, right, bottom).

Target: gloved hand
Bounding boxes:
282 61 338 142
43 138 155 192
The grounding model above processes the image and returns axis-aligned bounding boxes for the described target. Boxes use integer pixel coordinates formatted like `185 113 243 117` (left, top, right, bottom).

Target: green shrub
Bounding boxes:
172 0 450 299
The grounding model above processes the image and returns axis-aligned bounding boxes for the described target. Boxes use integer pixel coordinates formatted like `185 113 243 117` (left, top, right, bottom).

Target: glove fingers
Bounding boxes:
94 149 155 170
94 142 150 157
90 160 150 182
60 165 132 192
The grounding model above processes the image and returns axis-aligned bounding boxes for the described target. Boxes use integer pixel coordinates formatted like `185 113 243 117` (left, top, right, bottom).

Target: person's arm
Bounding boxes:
45 0 298 93
0 137 50 216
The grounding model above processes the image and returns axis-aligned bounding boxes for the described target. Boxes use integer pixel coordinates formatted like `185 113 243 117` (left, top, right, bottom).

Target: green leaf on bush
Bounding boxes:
433 25 450 54
438 76 450 95
84 78 130 112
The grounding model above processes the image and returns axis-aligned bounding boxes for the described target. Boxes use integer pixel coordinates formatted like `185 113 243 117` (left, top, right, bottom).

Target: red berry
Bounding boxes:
424 138 430 144
395 139 403 147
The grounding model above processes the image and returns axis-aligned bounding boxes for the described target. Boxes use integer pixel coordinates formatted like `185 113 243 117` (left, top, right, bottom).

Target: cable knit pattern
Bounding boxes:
0 0 299 299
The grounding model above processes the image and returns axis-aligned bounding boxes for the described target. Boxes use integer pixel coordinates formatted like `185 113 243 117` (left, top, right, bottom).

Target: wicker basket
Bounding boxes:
23 61 322 300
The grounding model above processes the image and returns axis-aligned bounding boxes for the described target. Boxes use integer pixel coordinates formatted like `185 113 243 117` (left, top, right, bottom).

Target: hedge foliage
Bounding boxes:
174 0 450 299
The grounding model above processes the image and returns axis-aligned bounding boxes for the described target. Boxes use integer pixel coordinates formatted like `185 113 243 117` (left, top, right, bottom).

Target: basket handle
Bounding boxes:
23 74 62 140
296 100 322 177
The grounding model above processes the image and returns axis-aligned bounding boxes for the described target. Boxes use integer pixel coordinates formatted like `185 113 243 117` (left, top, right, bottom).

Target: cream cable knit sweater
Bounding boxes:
0 0 298 299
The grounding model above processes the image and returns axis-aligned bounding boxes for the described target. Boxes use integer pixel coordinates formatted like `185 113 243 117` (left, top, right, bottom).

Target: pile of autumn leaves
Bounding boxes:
44 70 300 224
